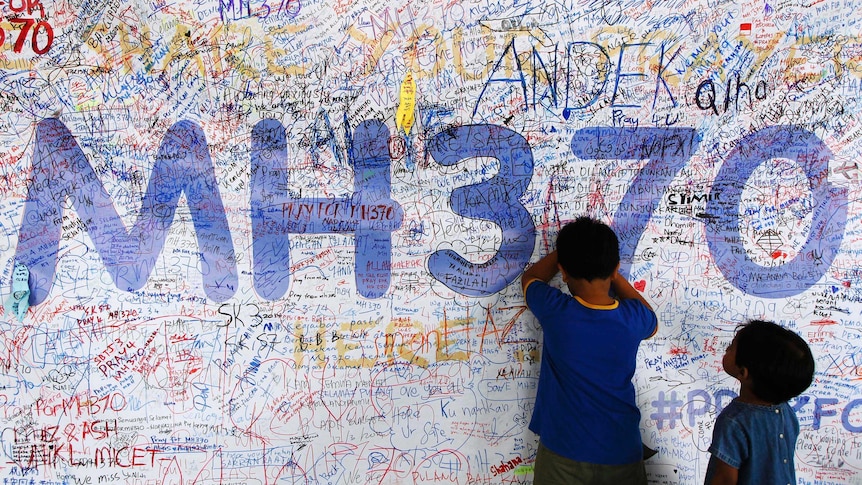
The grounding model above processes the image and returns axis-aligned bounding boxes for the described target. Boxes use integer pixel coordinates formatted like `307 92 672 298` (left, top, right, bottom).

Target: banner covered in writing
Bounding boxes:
1 0 862 483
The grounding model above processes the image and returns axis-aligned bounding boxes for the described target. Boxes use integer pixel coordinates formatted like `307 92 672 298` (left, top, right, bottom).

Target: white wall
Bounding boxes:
1 0 862 483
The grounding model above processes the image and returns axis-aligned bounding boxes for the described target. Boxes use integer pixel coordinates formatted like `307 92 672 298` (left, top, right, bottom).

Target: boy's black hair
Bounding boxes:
556 216 620 281
734 320 815 404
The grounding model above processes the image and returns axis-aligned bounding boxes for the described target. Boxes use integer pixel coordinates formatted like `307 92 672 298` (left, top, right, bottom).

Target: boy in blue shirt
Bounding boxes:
705 319 815 485
522 216 658 484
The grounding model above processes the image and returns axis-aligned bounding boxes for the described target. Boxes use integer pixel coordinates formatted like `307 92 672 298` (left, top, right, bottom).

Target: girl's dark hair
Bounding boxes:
556 217 620 281
735 320 815 404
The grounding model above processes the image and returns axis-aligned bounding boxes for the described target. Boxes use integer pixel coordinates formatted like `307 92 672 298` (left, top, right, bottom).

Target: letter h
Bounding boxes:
250 119 403 299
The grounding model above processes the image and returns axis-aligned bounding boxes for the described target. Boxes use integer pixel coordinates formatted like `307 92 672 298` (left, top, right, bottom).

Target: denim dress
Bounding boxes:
704 399 799 485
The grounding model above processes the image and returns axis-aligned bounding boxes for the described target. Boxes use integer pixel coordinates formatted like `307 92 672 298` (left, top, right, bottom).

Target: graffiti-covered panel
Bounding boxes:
2 0 862 483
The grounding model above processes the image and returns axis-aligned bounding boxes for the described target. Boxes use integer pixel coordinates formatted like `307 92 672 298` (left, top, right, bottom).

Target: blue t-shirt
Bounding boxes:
704 400 799 485
525 280 657 465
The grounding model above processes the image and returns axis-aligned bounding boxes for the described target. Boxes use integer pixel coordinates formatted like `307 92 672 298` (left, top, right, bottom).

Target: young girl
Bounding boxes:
705 320 815 485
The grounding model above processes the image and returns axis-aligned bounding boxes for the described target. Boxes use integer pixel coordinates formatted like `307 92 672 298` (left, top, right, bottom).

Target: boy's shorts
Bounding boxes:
534 441 647 485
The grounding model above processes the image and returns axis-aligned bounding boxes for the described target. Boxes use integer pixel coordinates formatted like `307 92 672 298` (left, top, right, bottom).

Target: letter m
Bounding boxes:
13 118 237 305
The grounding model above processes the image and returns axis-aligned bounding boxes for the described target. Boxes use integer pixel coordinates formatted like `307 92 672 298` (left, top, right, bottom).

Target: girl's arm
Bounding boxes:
707 459 738 485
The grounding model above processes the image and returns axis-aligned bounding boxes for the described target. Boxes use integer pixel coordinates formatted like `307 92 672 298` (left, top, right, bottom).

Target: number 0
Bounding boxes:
32 21 53 54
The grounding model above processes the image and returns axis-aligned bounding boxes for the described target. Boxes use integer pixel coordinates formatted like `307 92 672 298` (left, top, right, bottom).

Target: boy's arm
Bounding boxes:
611 271 653 311
521 250 559 295
611 271 659 337
706 458 738 485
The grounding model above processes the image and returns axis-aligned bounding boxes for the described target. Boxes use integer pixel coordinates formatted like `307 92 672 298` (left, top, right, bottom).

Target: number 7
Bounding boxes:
571 127 700 279
9 18 35 53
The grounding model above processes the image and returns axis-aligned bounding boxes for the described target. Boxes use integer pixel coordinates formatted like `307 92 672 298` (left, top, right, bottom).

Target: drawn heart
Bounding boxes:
634 280 646 292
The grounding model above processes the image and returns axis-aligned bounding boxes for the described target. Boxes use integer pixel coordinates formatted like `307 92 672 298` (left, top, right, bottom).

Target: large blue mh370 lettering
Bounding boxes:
11 119 849 305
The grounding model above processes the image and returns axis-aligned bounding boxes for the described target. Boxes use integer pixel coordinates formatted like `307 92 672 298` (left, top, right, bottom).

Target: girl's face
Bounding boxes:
722 337 739 377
